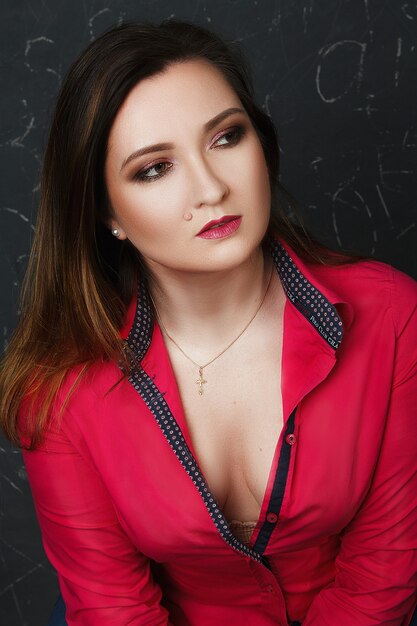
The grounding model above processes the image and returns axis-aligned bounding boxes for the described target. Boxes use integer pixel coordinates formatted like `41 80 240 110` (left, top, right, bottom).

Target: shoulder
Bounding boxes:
23 357 146 461
277 235 417 337
55 358 119 398
318 258 417 331
47 360 126 432
295 245 417 332
307 257 417 388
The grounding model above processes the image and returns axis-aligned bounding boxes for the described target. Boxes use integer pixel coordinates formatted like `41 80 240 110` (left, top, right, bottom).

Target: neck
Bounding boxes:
147 245 273 357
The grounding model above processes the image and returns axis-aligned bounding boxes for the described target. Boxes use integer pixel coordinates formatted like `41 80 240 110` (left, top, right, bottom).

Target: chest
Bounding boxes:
163 313 284 522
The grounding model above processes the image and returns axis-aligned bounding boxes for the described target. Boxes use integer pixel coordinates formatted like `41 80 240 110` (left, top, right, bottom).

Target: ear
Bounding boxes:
107 219 127 240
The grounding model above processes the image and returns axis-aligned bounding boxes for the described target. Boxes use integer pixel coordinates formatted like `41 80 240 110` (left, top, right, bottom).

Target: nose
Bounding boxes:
189 155 229 209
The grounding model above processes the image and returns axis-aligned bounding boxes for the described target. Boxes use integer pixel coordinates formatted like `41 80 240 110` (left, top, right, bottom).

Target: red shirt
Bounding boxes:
22 236 417 625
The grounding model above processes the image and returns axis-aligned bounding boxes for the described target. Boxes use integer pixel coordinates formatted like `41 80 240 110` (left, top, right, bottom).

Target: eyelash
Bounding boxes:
133 124 246 183
211 124 246 149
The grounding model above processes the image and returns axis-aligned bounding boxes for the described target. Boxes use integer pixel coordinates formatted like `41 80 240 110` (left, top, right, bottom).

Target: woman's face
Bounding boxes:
105 59 271 276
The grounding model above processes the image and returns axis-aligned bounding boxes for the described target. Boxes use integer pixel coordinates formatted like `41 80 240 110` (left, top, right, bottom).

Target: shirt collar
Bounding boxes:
269 235 349 350
122 235 354 359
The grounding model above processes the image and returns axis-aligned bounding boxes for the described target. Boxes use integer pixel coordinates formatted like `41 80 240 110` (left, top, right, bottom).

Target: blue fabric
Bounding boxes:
47 594 67 626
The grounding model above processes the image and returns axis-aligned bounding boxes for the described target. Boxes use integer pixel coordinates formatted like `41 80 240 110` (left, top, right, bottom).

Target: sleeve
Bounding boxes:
22 421 173 626
303 269 417 626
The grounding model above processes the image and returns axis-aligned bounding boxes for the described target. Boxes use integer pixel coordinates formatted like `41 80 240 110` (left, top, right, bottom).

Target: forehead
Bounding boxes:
107 59 242 150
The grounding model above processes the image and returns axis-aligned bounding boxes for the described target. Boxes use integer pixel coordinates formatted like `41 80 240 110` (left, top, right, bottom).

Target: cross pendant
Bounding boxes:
195 367 207 395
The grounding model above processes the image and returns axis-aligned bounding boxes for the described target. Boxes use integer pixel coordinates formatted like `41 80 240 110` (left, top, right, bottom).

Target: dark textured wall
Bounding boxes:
1 1 416 624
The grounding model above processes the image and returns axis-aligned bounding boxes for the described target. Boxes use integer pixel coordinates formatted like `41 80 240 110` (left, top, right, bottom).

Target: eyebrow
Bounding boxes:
120 106 245 172
204 106 245 132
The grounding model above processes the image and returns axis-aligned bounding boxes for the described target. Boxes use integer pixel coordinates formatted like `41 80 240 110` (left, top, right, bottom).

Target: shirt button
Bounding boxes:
266 585 274 593
266 512 278 523
285 433 296 445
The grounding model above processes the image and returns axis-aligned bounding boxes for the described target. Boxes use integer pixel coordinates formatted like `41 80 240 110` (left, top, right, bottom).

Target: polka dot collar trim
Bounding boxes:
269 237 344 350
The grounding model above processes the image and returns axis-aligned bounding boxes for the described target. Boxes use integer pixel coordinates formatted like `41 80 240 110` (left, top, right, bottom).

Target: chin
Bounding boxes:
197 236 264 272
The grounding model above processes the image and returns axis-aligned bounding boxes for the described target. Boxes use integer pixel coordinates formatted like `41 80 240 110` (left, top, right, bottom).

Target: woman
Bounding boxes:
1 20 417 626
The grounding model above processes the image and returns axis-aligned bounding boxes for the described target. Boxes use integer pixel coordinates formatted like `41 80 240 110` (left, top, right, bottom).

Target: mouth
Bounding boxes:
196 215 242 239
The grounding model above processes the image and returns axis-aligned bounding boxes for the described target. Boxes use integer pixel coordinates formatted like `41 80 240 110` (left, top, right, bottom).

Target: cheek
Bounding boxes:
240 142 271 207
253 143 271 189
107 177 188 242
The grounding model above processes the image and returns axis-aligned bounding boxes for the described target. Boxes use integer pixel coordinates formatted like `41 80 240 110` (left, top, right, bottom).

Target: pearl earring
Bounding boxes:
111 228 120 237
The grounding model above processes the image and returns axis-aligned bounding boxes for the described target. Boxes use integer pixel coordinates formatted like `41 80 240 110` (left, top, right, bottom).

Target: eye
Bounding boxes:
212 125 246 148
134 161 172 183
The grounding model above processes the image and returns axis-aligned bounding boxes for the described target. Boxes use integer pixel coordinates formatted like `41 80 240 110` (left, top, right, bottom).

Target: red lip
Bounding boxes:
196 215 241 236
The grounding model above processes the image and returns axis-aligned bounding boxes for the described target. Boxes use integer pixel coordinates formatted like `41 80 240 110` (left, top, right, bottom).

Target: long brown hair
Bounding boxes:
0 20 364 449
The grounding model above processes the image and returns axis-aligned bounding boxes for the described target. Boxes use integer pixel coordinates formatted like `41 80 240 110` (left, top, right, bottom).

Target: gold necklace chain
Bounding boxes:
150 265 274 396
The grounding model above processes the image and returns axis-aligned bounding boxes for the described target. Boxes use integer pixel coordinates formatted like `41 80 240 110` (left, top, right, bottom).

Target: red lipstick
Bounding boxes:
196 215 242 239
